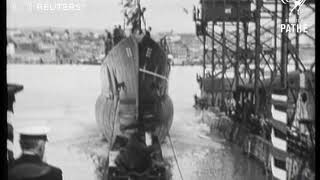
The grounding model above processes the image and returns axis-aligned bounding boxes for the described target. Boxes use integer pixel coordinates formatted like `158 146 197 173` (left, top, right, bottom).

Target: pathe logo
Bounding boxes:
280 0 307 15
280 0 309 33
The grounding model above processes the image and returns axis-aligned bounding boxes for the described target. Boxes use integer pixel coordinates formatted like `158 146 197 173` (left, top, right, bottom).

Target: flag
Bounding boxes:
123 0 136 7
182 7 188 14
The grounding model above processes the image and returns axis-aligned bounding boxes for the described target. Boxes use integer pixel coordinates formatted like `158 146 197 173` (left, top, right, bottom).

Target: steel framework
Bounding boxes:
193 0 315 112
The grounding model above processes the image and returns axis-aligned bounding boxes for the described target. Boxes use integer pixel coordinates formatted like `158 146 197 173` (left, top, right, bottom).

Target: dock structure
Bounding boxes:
193 0 315 179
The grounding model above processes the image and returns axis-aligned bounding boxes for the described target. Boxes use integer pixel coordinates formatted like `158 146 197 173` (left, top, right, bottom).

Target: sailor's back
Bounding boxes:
9 125 62 180
9 154 62 180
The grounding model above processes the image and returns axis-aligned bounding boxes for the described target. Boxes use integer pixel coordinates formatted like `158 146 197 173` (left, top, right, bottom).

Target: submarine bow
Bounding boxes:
95 35 173 145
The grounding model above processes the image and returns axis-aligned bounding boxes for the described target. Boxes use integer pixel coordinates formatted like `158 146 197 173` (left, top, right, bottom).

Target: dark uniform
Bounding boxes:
7 83 24 165
9 125 62 180
8 154 62 180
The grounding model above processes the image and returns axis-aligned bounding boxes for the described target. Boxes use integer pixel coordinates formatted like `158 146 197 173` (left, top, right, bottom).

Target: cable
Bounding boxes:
168 133 184 180
107 97 120 157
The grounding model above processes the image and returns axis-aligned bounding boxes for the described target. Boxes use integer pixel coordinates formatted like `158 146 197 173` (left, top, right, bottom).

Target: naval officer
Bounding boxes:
7 83 24 165
8 126 63 180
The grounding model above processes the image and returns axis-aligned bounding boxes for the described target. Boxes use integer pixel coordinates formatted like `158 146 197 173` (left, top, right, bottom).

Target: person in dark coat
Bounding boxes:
8 126 63 180
7 83 24 165
145 26 151 37
104 32 113 56
113 25 119 45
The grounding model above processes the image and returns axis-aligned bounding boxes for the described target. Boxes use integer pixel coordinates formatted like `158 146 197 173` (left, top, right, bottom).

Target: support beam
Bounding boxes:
243 22 249 80
295 10 300 71
221 0 226 111
235 0 240 100
254 0 262 114
273 0 278 81
281 3 289 89
211 23 215 105
202 24 206 95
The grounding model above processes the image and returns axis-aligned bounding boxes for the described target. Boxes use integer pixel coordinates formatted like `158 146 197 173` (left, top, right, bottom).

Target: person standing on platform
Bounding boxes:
118 25 125 39
104 31 113 57
145 26 151 37
8 126 63 180
113 25 119 45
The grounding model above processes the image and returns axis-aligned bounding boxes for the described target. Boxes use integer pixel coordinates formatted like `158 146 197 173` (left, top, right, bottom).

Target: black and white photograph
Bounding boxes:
6 0 315 180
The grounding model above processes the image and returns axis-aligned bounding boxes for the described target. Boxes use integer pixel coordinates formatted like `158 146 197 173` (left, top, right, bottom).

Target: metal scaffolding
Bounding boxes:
193 0 315 112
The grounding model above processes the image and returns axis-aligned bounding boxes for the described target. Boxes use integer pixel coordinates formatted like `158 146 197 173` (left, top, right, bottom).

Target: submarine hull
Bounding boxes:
95 35 173 144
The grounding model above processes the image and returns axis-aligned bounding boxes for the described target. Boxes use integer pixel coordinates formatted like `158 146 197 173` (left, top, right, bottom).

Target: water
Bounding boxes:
7 64 266 180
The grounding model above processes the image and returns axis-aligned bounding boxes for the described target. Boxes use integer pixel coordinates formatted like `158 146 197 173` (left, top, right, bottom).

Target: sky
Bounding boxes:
7 0 198 33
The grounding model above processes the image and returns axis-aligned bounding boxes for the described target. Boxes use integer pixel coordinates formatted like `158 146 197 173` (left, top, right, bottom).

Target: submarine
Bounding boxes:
95 1 173 147
95 34 174 144
95 2 174 177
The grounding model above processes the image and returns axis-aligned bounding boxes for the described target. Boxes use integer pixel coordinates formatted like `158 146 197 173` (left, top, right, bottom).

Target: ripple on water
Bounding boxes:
8 65 266 180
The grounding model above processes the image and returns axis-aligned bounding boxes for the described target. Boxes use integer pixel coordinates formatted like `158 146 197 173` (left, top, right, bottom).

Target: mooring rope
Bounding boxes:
201 109 204 123
139 68 168 81
108 97 120 156
168 133 184 180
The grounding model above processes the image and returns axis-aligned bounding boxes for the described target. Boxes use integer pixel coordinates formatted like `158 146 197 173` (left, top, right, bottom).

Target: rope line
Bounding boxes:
106 97 120 163
168 133 184 180
139 68 168 81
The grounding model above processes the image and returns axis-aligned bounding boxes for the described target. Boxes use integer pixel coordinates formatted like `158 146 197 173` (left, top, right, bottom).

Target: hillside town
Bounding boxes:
7 27 313 67
7 28 105 64
7 28 208 65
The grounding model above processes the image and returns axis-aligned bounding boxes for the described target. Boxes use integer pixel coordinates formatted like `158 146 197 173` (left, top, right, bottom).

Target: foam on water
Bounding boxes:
8 64 266 180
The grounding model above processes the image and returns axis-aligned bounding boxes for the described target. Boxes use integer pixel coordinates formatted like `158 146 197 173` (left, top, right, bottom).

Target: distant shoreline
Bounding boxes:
6 62 207 67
